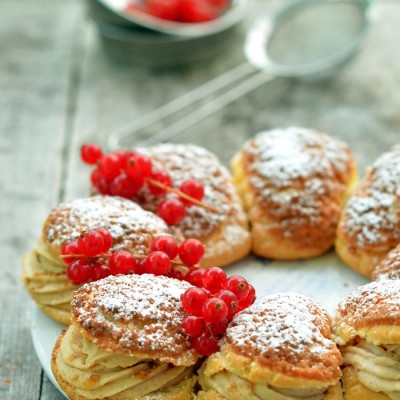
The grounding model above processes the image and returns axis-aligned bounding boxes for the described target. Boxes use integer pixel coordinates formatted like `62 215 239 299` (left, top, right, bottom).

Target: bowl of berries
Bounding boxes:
87 0 251 66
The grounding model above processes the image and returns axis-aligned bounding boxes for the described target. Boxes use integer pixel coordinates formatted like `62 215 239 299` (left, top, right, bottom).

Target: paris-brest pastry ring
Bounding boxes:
336 144 400 278
332 280 400 399
22 195 174 325
51 274 200 399
132 144 252 268
198 293 343 400
231 127 357 260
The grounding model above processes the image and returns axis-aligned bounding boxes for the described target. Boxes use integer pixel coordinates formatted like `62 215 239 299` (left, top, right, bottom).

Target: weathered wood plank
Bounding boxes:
0 0 82 399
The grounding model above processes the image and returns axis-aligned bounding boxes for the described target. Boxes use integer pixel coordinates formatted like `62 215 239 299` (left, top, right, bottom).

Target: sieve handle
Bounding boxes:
107 63 274 150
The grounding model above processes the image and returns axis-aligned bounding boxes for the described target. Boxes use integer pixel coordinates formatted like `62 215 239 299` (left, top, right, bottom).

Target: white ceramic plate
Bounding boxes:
31 251 368 398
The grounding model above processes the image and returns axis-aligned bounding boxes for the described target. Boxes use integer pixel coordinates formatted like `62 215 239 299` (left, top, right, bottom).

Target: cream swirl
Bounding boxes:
343 340 400 399
200 368 329 400
55 325 194 399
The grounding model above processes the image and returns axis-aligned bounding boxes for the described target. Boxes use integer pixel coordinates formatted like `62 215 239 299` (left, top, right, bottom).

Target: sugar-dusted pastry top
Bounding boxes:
136 144 242 239
223 293 341 382
72 274 199 366
335 280 400 330
339 145 400 250
241 127 353 244
43 195 171 255
372 245 400 281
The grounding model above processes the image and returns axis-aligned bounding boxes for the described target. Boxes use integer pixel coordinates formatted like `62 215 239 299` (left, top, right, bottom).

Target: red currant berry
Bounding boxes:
216 290 238 317
238 284 256 309
181 287 208 316
98 154 121 180
134 259 147 275
148 170 172 195
144 251 171 276
202 298 228 324
110 173 143 198
207 0 229 10
179 0 217 23
202 267 227 293
126 153 153 179
81 143 103 165
150 235 178 259
157 198 186 225
61 241 81 264
191 334 219 356
94 227 113 252
147 0 180 21
91 170 110 195
184 267 205 287
182 316 205 336
178 239 205 266
112 150 128 165
179 179 205 206
77 230 104 257
165 267 184 280
92 264 111 281
225 276 250 300
66 260 94 284
109 250 136 275
209 319 229 336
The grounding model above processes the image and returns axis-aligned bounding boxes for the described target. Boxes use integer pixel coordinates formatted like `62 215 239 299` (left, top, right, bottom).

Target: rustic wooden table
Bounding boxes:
1 0 400 398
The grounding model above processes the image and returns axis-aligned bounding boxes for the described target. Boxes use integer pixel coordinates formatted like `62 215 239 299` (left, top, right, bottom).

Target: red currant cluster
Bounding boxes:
81 143 213 225
124 0 230 24
61 227 206 285
180 267 255 356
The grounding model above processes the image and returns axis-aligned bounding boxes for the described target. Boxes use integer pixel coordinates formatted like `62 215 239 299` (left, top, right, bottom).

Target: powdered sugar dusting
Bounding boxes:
44 196 171 255
336 280 400 329
224 293 339 369
372 245 400 281
72 274 198 365
342 145 400 247
136 144 240 238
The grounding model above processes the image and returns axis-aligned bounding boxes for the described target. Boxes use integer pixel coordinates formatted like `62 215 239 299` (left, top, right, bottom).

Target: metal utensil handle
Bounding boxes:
107 63 273 150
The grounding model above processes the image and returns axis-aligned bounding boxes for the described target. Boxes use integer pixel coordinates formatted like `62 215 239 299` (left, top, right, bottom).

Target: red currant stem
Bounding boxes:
146 178 218 213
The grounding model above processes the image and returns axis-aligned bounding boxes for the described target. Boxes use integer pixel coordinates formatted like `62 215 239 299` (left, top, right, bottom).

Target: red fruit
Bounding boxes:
207 0 229 10
179 239 205 266
209 318 229 336
238 284 256 309
148 170 172 195
179 0 217 23
216 290 238 317
61 241 81 264
81 143 103 165
91 169 110 195
165 267 184 280
181 287 208 316
109 250 136 275
179 179 205 206
110 173 144 198
146 0 180 21
66 260 94 284
98 154 121 180
77 230 104 257
202 297 228 324
202 267 227 293
191 334 219 356
157 198 186 225
225 276 250 300
112 150 128 165
150 235 178 259
94 227 113 252
134 259 147 275
126 153 153 180
92 264 111 281
184 267 205 287
144 251 171 276
182 316 205 336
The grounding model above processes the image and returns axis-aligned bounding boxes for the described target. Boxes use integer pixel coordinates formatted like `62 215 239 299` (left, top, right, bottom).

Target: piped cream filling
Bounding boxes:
201 369 327 400
343 340 400 399
55 325 194 399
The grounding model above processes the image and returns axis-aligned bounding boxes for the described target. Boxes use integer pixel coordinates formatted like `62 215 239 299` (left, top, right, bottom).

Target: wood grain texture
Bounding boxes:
2 0 400 399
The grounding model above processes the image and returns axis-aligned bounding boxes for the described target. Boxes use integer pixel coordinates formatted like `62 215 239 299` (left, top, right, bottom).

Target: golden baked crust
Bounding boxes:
232 127 357 260
21 196 173 324
72 274 199 365
198 293 342 400
133 144 251 267
341 366 389 400
332 280 400 345
372 244 400 281
336 145 400 278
